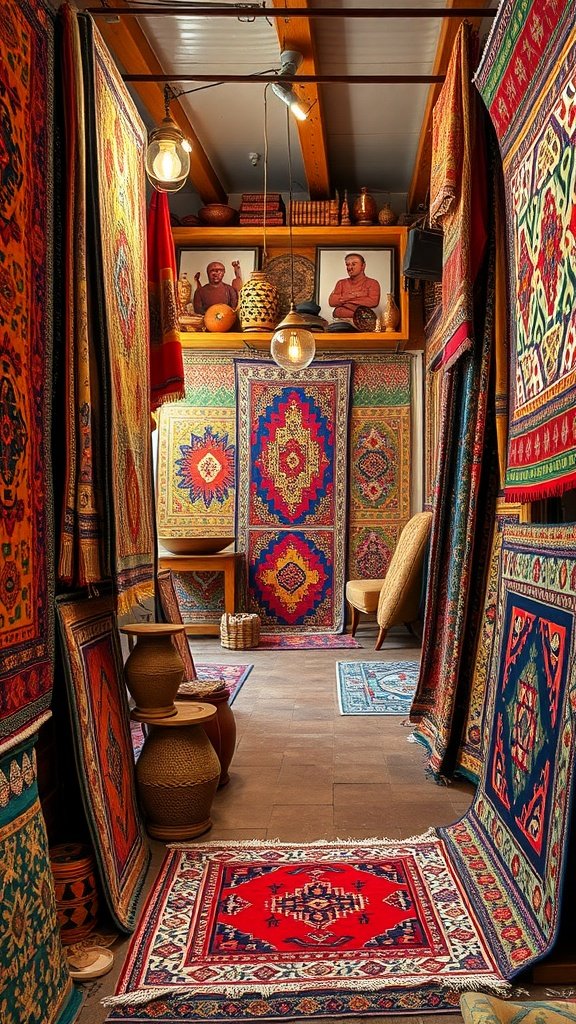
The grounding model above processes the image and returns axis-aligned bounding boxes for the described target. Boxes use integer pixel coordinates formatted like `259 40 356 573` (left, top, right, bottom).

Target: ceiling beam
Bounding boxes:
84 1 227 203
407 0 489 212
271 0 330 199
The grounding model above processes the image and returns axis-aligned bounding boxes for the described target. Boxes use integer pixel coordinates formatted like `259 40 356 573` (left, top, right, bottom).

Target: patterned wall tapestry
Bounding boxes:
236 360 351 633
348 355 411 581
0 736 81 1024
156 355 236 543
475 0 576 500
0 0 55 754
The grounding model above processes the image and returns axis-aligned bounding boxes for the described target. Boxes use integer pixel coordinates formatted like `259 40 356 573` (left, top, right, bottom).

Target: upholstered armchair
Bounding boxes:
345 511 432 650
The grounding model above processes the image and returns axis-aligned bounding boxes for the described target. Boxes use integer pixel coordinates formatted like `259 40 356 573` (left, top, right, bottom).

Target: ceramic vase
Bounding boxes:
352 186 377 225
238 271 281 332
378 202 398 226
382 293 401 332
122 623 186 719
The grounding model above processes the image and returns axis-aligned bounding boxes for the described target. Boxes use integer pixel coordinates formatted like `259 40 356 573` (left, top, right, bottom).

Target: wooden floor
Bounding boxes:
75 625 481 1022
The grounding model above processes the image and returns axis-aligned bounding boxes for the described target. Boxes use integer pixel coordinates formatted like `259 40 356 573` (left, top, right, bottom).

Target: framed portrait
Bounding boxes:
176 247 259 327
315 247 394 327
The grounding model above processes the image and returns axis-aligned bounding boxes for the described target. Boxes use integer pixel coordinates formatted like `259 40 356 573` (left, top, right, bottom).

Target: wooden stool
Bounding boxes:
133 702 221 839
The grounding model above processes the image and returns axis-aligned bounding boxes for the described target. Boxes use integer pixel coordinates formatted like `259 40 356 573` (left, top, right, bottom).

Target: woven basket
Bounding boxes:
220 613 261 650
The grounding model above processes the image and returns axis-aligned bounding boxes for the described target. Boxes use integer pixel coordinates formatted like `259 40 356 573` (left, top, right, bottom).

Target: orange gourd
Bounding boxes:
203 303 237 332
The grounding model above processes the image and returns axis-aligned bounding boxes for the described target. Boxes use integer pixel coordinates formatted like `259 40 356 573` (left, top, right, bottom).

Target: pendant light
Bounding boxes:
145 86 192 193
270 107 315 373
271 50 310 122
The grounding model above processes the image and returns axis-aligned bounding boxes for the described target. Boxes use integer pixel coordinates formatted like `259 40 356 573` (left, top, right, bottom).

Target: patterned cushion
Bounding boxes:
460 993 576 1024
345 579 385 613
376 511 432 629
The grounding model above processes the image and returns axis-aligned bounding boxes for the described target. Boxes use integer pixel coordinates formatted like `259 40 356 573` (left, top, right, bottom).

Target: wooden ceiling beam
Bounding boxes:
83 2 227 203
272 0 330 199
407 0 489 213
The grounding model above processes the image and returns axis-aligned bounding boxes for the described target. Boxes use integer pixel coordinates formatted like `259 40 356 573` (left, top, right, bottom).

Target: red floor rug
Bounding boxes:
259 634 362 650
103 836 505 1022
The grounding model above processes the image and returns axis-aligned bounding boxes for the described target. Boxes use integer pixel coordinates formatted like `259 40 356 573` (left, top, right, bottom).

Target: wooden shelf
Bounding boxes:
173 225 411 344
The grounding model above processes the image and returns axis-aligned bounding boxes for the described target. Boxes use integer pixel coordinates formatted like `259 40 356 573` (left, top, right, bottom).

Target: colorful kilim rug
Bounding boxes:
428 23 487 371
235 360 351 633
258 634 362 650
475 0 576 500
337 661 419 714
0 0 55 755
80 14 155 613
56 593 150 932
103 836 506 1021
347 355 411 582
0 735 81 1024
156 354 236 544
455 500 523 784
440 521 576 978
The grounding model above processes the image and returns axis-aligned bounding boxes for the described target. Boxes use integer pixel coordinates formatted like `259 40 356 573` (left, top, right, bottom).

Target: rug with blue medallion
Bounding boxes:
235 360 351 633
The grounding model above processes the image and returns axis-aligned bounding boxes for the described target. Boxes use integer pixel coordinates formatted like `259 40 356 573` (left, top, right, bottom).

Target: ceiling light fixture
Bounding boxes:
270 105 315 373
271 50 310 121
145 85 192 192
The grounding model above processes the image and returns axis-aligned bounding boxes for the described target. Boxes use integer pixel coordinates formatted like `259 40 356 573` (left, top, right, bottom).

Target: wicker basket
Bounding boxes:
220 612 261 650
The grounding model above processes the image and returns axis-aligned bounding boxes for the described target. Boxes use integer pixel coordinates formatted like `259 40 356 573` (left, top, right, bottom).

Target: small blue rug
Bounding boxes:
336 661 419 715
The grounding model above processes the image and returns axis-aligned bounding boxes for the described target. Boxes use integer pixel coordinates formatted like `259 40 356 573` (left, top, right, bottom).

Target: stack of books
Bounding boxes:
239 193 286 225
290 199 339 226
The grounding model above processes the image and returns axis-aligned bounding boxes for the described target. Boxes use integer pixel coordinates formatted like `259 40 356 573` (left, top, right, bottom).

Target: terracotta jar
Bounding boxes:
238 271 281 332
352 187 377 225
177 678 236 787
49 843 99 945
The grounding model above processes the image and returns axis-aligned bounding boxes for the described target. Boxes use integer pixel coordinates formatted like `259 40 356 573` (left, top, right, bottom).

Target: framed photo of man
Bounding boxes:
315 247 394 327
176 247 259 327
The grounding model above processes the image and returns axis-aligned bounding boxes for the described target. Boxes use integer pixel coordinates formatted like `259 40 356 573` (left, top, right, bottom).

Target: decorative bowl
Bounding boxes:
197 204 237 227
159 536 235 555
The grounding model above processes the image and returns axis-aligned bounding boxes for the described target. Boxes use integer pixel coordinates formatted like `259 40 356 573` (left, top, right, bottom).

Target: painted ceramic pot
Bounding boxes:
238 271 281 332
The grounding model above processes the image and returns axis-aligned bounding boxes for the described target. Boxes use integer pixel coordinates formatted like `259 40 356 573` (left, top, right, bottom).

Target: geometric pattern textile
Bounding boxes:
156 568 197 682
455 500 523 784
104 837 507 1019
193 663 254 705
337 661 419 715
475 0 576 500
441 522 576 978
171 570 226 626
0 735 81 1024
80 14 155 614
0 0 56 755
156 354 236 543
236 360 351 633
348 356 411 582
56 593 150 932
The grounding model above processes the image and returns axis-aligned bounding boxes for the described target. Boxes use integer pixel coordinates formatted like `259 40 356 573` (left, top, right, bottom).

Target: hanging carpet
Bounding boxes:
146 189 185 410
235 360 351 634
0 0 56 754
56 592 150 932
475 0 576 500
104 521 576 1021
0 735 81 1024
347 355 412 582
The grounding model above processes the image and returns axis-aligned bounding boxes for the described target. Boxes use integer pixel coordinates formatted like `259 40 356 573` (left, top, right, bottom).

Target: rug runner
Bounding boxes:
105 522 576 1020
235 360 351 634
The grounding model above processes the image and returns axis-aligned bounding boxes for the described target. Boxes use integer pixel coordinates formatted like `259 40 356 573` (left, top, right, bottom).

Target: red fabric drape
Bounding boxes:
147 190 185 410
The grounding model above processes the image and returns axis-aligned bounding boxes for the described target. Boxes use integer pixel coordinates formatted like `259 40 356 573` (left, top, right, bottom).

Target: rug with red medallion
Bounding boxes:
105 523 576 1022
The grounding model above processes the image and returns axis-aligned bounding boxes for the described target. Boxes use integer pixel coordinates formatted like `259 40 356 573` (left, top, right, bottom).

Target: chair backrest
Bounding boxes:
376 511 433 631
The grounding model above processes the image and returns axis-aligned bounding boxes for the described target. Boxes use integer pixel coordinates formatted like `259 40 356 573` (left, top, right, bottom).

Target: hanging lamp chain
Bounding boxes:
286 107 295 307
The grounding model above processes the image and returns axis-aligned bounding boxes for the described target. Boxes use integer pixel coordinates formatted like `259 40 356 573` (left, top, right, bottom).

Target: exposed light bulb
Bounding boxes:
288 331 303 362
270 307 315 372
152 141 182 182
289 97 308 121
